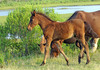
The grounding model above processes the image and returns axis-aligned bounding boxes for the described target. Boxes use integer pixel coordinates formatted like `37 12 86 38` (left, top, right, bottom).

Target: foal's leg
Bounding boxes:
76 40 85 58
90 38 99 52
78 36 89 58
78 37 90 64
40 38 52 66
85 42 90 64
55 41 69 65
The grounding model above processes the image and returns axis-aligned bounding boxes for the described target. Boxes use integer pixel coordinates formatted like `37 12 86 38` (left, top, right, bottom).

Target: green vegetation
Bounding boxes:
0 49 100 70
0 2 100 69
0 0 100 10
0 16 7 25
0 5 74 66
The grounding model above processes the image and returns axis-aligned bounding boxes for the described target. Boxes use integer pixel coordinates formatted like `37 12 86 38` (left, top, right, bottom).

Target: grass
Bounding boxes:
59 14 72 21
38 1 100 7
0 1 100 10
0 16 7 26
0 49 100 70
0 8 100 70
0 10 100 70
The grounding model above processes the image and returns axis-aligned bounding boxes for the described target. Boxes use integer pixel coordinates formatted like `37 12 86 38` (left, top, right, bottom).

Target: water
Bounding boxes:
0 5 100 16
1 5 100 39
0 9 13 16
6 33 20 39
47 5 100 14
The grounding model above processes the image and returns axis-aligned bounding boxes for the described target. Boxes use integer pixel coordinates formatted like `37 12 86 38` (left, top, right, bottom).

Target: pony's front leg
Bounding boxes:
40 38 52 66
55 41 69 65
90 38 99 52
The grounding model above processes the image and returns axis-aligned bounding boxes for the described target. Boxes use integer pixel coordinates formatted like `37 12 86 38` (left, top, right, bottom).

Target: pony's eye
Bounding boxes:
30 18 34 21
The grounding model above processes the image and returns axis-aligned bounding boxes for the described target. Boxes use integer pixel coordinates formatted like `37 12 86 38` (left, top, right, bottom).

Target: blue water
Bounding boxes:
0 5 100 16
0 9 13 16
47 5 100 14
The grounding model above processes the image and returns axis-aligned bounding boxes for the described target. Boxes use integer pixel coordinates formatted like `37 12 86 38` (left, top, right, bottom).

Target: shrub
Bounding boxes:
0 5 78 65
4 5 63 58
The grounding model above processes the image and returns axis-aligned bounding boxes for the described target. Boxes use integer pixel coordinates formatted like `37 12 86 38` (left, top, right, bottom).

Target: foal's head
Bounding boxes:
27 10 38 31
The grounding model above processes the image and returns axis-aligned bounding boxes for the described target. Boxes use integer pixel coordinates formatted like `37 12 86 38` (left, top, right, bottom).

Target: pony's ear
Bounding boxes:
33 10 36 14
31 10 36 16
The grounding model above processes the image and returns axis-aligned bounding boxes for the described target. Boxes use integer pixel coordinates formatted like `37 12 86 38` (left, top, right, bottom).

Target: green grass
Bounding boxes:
0 16 7 26
0 1 100 10
37 1 100 7
0 49 100 70
59 14 72 21
0 6 100 70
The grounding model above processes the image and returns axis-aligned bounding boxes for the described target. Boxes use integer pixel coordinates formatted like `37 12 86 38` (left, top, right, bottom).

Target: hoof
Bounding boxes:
67 61 69 66
81 54 84 59
86 60 90 64
78 56 81 64
40 61 46 66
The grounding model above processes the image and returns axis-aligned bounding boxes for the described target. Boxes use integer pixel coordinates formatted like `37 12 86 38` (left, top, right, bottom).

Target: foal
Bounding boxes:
27 10 90 65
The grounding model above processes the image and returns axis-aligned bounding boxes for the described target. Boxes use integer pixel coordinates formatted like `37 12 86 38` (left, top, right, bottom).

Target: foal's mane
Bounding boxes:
37 13 55 22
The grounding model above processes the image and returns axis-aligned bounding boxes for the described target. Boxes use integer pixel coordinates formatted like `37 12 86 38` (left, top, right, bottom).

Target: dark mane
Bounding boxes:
67 11 85 21
37 13 55 22
67 11 84 21
67 11 78 21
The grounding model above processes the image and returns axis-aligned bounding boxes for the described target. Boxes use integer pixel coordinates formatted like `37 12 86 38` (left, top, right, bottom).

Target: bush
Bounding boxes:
0 52 5 66
0 5 76 65
3 5 64 58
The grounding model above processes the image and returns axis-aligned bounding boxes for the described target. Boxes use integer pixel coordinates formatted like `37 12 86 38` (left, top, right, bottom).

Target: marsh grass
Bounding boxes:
0 49 100 70
0 1 100 10
0 12 100 70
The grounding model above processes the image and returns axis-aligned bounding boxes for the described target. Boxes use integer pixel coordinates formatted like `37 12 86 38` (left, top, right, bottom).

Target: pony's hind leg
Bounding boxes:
85 42 90 64
78 38 90 64
78 44 85 64
55 41 69 65
76 40 85 58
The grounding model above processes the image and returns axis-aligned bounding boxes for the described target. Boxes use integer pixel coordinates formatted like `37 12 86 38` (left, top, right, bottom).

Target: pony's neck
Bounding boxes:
37 14 54 30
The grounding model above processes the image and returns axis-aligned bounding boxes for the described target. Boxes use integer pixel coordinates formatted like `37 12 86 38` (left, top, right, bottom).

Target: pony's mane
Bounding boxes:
67 11 79 21
37 13 55 22
67 11 85 21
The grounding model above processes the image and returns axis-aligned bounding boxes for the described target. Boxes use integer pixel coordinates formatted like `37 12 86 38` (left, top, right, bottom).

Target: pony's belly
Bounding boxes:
54 33 74 41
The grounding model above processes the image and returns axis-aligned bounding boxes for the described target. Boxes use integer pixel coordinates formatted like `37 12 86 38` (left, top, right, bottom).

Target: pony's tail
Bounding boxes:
84 22 98 38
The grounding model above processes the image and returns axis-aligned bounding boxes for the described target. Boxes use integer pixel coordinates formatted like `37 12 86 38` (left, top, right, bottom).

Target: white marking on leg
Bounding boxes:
92 38 99 52
92 43 97 52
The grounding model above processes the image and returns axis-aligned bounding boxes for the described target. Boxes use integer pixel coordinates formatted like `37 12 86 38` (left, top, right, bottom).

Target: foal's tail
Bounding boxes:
84 22 98 38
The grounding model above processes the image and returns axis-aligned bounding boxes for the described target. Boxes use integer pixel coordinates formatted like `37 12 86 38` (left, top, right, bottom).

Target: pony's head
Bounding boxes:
27 10 38 31
38 43 46 54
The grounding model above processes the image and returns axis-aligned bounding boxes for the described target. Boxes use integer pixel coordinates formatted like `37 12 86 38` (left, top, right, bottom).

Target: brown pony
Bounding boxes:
38 35 63 57
27 10 95 66
68 11 100 52
38 35 76 57
47 10 100 57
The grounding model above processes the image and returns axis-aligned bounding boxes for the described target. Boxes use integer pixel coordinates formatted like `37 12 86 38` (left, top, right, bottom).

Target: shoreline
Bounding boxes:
0 1 100 10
